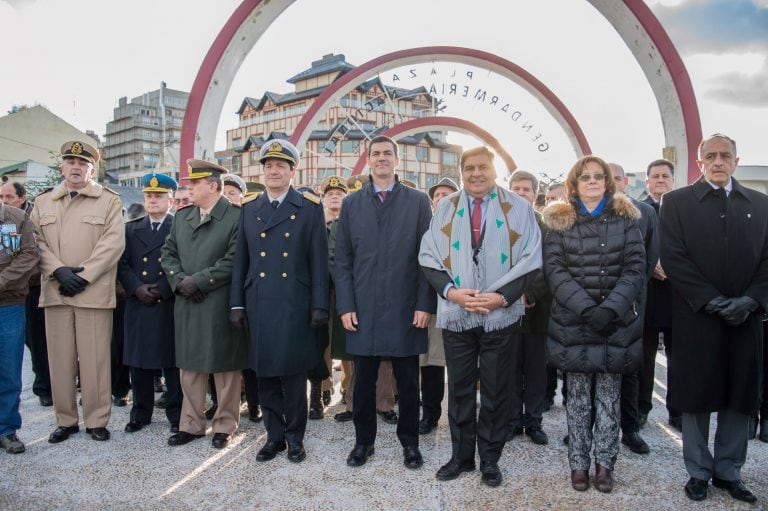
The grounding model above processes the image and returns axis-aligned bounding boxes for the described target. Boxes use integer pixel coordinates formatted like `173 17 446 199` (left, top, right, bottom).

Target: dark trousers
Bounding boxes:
545 366 557 402
353 355 419 448
443 325 518 463
258 372 307 444
620 372 640 433
759 323 768 419
111 300 130 398
242 368 260 410
509 332 546 428
420 365 445 423
129 366 182 425
24 286 51 398
639 327 680 419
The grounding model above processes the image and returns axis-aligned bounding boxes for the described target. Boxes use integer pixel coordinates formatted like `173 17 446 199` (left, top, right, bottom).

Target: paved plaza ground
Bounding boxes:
0 351 765 510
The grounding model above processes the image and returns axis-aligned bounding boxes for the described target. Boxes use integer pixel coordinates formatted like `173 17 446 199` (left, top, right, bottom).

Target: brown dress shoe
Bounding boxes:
571 470 589 491
594 463 613 493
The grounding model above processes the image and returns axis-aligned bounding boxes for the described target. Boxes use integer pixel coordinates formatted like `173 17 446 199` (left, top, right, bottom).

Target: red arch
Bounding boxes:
351 117 516 176
290 47 591 160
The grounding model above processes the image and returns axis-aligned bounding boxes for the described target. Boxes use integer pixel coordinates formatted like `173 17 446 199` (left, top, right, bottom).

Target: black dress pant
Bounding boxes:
24 286 51 398
242 368 260 410
353 355 419 448
129 366 182 425
443 325 518 463
545 366 558 403
111 299 131 398
258 372 307 444
639 327 680 419
420 365 445 423
620 371 640 433
509 332 546 428
760 323 768 419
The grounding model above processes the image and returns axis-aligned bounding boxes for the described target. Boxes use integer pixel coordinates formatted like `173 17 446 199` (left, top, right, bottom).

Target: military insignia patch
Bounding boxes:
150 176 159 188
71 142 83 155
329 176 340 188
268 142 282 153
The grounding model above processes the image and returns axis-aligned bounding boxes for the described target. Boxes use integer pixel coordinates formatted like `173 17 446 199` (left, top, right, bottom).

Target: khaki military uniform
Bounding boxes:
31 180 125 429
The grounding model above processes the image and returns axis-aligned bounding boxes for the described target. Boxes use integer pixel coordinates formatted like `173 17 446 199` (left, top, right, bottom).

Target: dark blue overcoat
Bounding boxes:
335 179 436 357
230 187 329 378
118 215 176 369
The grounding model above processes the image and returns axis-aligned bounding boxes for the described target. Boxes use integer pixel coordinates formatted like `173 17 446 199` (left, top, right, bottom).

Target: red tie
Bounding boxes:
378 190 388 202
472 197 482 245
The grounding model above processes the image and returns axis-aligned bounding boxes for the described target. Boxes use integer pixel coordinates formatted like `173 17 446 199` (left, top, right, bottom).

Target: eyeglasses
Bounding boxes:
578 173 606 182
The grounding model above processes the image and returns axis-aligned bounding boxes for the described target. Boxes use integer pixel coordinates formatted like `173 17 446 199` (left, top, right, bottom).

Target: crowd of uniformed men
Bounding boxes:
0 133 765 503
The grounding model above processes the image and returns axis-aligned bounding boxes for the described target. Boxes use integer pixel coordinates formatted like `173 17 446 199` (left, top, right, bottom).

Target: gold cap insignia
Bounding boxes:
268 142 283 153
329 176 340 188
149 176 159 188
71 142 83 155
354 180 362 190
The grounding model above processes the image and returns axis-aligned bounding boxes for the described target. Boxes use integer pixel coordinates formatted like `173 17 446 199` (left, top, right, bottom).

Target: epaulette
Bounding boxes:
126 214 147 223
103 186 120 196
302 191 321 205
241 194 260 205
36 187 53 197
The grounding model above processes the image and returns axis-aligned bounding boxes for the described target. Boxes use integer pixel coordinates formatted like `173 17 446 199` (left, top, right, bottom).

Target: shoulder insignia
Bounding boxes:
302 191 321 205
126 214 147 223
103 186 120 196
241 194 260 205
36 187 53 197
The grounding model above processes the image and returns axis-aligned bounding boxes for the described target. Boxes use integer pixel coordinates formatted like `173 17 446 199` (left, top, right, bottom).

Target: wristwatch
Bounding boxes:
498 293 510 308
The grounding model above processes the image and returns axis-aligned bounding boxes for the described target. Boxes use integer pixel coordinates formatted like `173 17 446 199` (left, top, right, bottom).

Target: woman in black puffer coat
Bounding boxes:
542 155 645 493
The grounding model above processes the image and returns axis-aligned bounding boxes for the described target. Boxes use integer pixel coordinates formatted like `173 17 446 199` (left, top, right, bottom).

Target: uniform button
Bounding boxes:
169 270 174 275
157 299 162 303
210 278 215 283
158 257 162 262
284 232 290 238
158 271 163 276
290 214 296 220
143 257 148 262
600 270 605 274
600 243 604 247
260 232 266 238
283 252 288 258
142 271 147 276
259 272 266 278
282 272 287 278
260 251 266 257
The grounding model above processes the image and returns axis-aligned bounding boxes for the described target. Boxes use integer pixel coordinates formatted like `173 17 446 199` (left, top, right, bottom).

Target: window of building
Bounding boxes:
416 146 429 162
317 168 336 180
249 151 260 165
424 173 438 189
406 171 419 184
341 140 360 154
441 151 457 166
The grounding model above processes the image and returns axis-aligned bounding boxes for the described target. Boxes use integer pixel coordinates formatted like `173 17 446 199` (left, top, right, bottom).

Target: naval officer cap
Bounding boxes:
142 173 178 193
222 173 247 193
259 139 300 167
183 159 229 180
61 140 100 164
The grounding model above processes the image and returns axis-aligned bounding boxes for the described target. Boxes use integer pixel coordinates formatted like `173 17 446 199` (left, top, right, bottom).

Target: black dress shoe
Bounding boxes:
346 444 374 467
113 396 130 407
287 441 306 463
48 425 79 444
506 426 523 442
256 440 287 462
39 395 53 407
322 389 332 406
712 477 757 503
170 423 179 433
204 403 218 420
479 460 502 487
308 403 324 420
211 433 230 449
248 407 262 423
124 421 148 433
168 431 204 446
621 431 650 454
525 426 549 445
85 427 111 441
418 417 438 435
334 411 353 422
377 410 398 424
403 445 423 469
436 458 475 481
684 477 708 501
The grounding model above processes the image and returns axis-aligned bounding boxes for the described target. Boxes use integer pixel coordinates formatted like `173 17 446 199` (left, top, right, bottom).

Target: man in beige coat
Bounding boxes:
31 141 125 443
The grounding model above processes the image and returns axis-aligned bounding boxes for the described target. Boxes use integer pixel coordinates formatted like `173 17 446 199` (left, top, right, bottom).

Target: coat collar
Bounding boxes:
50 179 103 200
264 187 303 230
692 176 751 203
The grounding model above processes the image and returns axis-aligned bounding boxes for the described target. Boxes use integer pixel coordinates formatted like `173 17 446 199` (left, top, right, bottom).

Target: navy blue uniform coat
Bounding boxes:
335 179 436 357
230 187 329 378
118 215 175 369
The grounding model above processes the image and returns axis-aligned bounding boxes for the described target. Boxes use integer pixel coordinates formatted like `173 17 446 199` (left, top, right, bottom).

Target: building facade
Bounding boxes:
104 82 188 186
218 54 462 191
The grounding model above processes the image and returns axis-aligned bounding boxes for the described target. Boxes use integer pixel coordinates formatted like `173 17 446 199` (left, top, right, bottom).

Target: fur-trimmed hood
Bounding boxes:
542 193 641 232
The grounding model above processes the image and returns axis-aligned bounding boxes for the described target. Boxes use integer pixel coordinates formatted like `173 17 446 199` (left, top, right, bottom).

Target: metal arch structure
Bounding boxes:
289 47 591 162
180 0 701 184
351 117 517 176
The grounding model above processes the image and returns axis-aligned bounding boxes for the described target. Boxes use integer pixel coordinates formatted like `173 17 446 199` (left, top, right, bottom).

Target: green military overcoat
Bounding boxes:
161 196 248 373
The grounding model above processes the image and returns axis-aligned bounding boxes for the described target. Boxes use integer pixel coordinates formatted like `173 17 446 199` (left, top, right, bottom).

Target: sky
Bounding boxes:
0 0 765 180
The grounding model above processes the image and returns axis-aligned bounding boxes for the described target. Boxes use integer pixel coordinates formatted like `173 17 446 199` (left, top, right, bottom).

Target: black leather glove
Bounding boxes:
229 309 248 330
53 266 87 297
586 306 618 336
310 309 329 327
135 284 161 305
719 296 758 326
704 295 731 315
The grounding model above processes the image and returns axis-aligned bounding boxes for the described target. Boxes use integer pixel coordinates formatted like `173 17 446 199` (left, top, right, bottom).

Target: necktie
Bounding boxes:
378 190 388 202
271 200 280 209
472 197 482 245
151 222 160 233
69 191 78 199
